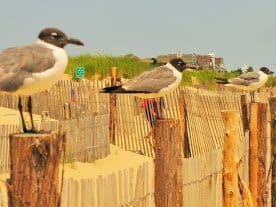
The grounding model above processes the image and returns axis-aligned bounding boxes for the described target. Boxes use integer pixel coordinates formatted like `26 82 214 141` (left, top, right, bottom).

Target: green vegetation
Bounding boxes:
67 54 158 80
67 54 276 89
181 70 242 90
267 76 276 87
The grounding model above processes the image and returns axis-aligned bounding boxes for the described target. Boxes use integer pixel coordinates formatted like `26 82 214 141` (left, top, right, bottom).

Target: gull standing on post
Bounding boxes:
0 27 84 132
101 58 195 98
215 67 274 91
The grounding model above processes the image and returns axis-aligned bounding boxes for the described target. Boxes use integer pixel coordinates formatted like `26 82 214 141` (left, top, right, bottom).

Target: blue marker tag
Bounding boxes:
75 66 85 79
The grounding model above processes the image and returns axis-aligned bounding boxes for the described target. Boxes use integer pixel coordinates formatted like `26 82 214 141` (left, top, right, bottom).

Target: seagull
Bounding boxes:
215 67 274 91
0 27 84 133
101 58 195 98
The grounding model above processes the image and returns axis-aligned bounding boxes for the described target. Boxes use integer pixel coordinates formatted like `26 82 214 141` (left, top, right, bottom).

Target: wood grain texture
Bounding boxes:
249 103 268 207
8 132 66 207
269 97 276 207
154 119 183 207
221 111 240 207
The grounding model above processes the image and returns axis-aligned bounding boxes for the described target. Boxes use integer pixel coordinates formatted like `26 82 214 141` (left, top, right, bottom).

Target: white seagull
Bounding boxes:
215 67 274 91
0 27 84 132
101 58 196 98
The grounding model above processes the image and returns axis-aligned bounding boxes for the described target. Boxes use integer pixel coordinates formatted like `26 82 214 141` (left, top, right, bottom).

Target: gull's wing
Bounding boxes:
229 72 260 86
122 65 177 93
0 44 55 91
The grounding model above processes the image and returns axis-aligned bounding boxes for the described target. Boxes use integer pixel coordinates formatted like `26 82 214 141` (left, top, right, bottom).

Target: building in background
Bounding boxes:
154 53 225 72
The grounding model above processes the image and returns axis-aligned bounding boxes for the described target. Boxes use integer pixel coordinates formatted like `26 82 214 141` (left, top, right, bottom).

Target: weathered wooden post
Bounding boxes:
238 174 254 207
221 110 240 207
109 67 117 144
154 119 183 207
269 97 276 207
179 90 189 158
249 103 268 207
8 132 66 207
241 94 249 132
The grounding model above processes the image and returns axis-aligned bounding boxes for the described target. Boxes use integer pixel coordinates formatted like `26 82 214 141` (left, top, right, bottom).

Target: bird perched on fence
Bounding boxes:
215 67 274 91
101 58 196 98
0 27 84 133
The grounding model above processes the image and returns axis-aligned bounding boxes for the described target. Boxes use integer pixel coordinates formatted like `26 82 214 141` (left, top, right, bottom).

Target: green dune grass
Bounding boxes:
67 54 276 89
67 54 157 80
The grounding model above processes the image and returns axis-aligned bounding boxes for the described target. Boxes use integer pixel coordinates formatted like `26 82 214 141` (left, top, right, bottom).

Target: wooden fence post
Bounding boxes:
109 67 117 144
269 97 276 207
154 119 183 207
179 90 189 158
249 103 268 207
221 110 240 207
241 94 249 132
8 132 66 207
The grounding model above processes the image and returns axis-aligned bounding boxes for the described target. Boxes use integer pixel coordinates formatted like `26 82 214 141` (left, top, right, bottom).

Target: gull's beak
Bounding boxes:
67 37 84 46
269 71 274 75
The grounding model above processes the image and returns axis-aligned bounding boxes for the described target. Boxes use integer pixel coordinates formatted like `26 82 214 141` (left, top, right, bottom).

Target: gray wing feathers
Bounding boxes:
0 44 55 91
123 66 176 93
238 72 260 80
230 72 260 86
0 71 30 91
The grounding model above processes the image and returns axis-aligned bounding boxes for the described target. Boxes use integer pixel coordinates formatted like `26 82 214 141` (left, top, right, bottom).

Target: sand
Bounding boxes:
0 106 55 127
0 145 155 207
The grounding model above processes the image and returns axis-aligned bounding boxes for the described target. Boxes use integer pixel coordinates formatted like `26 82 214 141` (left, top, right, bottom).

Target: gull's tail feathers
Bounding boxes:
101 85 151 94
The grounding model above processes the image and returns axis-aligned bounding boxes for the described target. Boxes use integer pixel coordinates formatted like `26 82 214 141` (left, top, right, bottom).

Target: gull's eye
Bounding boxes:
51 32 61 39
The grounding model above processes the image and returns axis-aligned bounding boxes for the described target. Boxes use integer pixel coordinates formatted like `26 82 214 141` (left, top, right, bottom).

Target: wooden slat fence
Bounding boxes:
114 86 256 157
0 125 19 174
183 149 223 207
182 87 245 156
0 79 111 174
0 79 110 120
0 78 274 206
0 115 110 174
0 79 274 159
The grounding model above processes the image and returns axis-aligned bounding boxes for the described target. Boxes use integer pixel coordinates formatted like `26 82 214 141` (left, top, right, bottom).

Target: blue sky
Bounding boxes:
0 0 275 71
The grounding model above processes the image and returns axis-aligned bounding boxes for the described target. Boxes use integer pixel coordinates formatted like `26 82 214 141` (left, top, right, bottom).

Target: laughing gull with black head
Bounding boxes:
0 27 84 133
215 67 274 91
101 58 196 98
